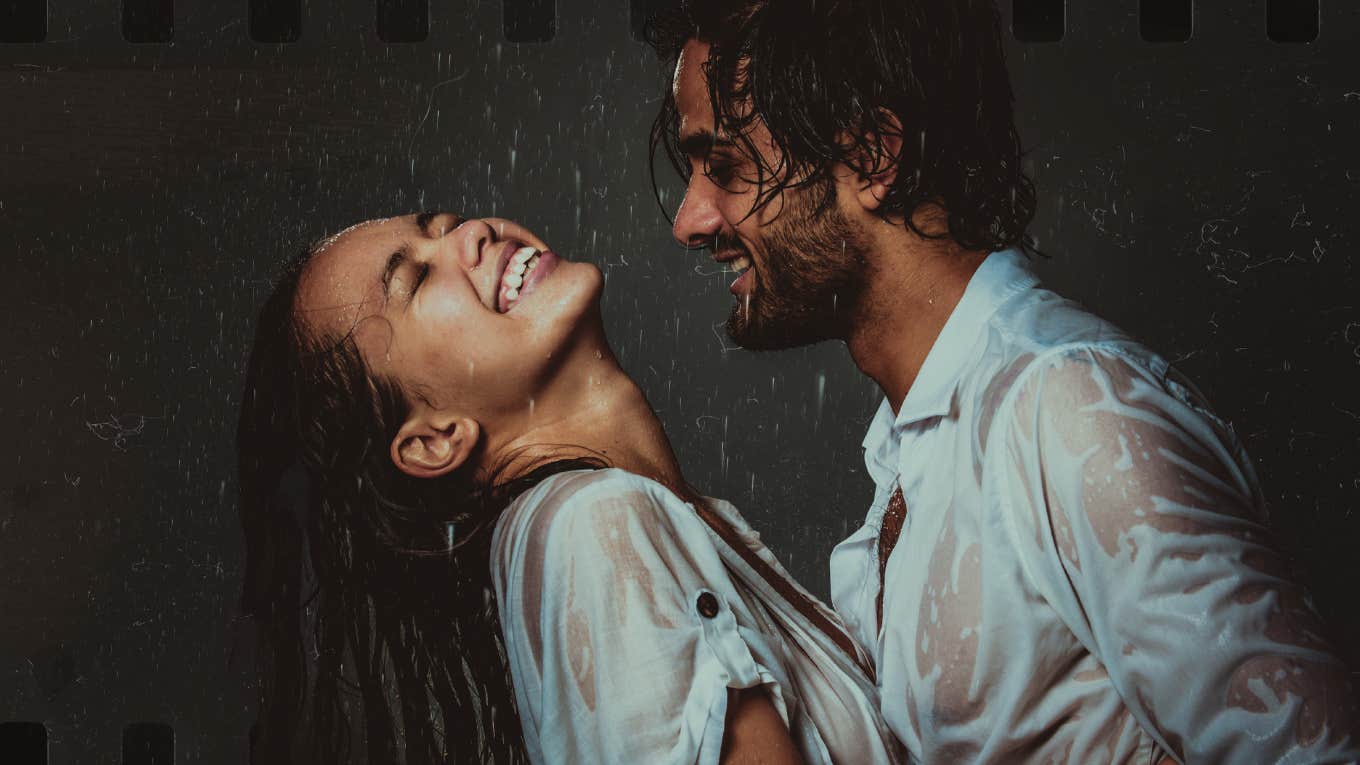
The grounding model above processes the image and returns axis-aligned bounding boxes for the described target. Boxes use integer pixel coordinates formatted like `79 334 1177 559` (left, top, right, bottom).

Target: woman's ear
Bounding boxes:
849 108 905 214
390 414 482 479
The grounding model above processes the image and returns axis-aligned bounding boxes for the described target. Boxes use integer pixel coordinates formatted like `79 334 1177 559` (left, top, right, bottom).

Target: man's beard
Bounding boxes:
726 192 870 350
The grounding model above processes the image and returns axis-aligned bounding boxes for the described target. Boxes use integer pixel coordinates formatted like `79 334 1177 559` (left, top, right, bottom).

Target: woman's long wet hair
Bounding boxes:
647 0 1038 255
237 243 600 763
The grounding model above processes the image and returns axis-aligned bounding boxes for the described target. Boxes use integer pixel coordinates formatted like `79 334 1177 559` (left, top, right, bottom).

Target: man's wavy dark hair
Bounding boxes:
647 0 1038 255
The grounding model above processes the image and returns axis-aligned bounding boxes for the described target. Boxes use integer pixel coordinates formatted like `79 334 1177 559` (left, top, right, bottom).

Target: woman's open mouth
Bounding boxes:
497 244 559 313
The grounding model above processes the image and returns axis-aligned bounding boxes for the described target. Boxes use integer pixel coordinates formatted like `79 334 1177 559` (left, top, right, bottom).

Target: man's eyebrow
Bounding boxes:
678 130 733 157
380 244 413 301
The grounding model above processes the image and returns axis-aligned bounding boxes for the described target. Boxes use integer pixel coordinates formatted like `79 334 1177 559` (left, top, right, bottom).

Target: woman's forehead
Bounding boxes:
316 216 391 251
296 218 404 331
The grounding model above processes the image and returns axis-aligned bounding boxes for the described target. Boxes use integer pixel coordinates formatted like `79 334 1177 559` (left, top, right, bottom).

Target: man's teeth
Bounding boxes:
731 255 753 273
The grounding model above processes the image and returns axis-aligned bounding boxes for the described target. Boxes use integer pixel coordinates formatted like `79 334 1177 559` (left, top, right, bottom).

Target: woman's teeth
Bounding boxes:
503 246 543 308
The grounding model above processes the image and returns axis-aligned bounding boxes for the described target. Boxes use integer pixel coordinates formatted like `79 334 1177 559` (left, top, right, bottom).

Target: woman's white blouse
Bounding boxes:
491 468 904 764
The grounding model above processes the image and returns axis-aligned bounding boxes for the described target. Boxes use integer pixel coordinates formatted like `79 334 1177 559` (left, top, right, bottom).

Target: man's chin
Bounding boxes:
726 308 828 351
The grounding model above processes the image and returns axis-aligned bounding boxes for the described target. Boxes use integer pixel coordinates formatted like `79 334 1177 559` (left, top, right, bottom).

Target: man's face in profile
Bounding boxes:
669 40 870 350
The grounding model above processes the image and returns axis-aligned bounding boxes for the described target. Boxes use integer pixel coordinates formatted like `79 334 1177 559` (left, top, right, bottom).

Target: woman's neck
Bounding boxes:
484 339 695 504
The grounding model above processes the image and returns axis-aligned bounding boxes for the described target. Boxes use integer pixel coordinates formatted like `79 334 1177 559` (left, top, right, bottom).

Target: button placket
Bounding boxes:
875 481 908 628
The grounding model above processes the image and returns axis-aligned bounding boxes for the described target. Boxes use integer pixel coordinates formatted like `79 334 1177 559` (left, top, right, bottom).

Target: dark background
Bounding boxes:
2 0 1357 761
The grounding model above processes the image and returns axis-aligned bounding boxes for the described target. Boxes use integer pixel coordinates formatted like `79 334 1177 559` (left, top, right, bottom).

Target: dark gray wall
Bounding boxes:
2 1 1357 761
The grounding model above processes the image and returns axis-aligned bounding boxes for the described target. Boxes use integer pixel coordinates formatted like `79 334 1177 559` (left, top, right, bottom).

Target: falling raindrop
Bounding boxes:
815 372 827 429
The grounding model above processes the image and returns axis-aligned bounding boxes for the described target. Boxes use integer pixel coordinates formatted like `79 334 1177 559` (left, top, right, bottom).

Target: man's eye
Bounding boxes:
414 263 431 292
705 160 738 186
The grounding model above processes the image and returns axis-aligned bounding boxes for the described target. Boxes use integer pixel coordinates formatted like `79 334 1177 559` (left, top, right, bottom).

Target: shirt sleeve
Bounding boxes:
492 473 792 765
997 344 1360 764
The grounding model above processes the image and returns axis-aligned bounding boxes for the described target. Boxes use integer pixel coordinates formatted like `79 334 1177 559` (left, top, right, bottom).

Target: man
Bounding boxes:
647 0 1360 761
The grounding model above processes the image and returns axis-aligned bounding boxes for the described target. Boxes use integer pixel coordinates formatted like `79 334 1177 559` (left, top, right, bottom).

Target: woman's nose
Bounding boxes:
446 218 495 270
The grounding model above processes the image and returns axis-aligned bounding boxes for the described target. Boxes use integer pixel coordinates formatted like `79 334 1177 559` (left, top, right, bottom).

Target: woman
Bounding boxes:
237 210 902 764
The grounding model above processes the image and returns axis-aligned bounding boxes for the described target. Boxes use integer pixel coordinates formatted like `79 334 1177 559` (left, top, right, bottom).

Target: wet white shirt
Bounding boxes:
492 468 905 764
830 249 1359 763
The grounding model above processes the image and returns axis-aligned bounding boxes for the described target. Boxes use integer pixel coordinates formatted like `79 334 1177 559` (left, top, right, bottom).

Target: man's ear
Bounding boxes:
849 108 905 214
390 414 481 479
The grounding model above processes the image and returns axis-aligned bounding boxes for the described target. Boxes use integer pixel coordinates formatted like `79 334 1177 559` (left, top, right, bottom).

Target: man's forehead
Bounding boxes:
673 39 716 136
673 40 711 91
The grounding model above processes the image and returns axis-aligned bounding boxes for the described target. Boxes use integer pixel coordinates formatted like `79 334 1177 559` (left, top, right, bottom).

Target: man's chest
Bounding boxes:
875 481 1127 754
876 434 1080 701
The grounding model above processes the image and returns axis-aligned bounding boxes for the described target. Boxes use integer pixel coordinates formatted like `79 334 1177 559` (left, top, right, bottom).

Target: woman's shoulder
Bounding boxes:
537 466 674 503
503 466 682 527
492 467 704 574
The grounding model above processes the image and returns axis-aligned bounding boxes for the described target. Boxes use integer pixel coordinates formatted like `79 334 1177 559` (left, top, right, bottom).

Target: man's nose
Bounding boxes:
672 182 723 250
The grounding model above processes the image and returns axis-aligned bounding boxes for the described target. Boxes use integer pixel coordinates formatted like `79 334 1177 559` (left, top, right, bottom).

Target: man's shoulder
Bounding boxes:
967 286 1171 426
987 284 1143 356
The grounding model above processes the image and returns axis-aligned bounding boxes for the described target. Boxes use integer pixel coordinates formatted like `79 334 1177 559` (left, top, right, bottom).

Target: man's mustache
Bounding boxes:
712 234 748 258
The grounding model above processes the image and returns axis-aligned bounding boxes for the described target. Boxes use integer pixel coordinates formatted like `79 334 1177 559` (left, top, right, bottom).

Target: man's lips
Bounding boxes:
729 268 754 296
712 248 744 265
712 250 754 296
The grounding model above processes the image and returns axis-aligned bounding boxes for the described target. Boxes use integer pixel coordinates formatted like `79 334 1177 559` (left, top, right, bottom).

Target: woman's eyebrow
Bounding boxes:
416 210 463 236
415 210 440 233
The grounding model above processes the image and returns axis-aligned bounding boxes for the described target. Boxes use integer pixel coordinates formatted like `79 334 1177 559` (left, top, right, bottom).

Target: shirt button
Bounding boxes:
696 592 720 618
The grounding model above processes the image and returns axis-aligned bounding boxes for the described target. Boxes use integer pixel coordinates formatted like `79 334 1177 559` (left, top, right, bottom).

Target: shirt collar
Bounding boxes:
860 397 899 488
891 248 1041 429
860 248 1037 487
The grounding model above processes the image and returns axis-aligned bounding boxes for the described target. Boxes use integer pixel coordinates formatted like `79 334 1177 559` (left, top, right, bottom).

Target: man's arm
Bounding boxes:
1000 345 1359 762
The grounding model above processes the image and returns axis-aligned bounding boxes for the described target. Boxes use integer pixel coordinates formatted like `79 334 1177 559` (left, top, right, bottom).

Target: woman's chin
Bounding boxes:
520 260 607 355
552 260 605 322
575 260 605 297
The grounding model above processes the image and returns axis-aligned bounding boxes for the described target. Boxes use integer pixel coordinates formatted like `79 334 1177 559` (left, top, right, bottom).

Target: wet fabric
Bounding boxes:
492 468 904 764
831 248 1360 763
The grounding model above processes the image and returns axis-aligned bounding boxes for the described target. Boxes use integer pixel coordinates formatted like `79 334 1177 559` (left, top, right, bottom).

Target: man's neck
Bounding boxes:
845 228 990 413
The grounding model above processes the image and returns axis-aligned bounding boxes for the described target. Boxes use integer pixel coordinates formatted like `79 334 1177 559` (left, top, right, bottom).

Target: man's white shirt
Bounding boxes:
830 249 1359 763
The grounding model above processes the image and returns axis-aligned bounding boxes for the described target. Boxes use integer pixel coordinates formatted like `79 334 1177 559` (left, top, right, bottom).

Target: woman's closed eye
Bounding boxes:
407 262 431 304
384 260 431 310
